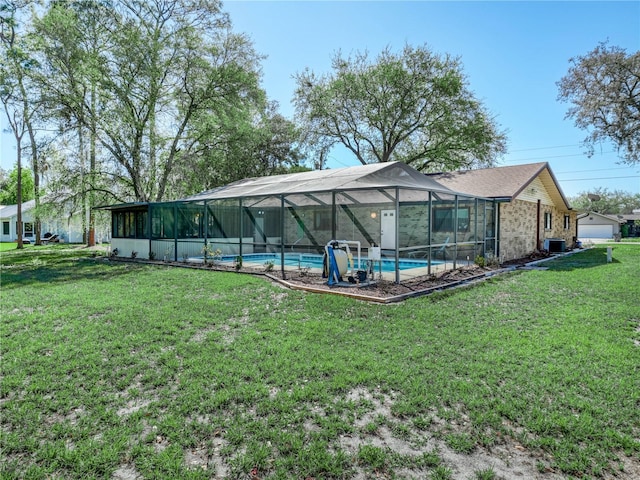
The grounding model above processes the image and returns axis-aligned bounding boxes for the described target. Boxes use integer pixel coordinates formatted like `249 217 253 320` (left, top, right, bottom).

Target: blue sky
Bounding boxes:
222 0 640 197
1 0 639 198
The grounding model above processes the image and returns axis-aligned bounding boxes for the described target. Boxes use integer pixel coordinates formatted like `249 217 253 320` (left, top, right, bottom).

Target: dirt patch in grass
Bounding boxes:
337 387 567 480
112 465 141 480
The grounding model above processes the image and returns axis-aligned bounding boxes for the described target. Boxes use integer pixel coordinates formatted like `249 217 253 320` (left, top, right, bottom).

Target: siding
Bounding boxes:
515 177 554 206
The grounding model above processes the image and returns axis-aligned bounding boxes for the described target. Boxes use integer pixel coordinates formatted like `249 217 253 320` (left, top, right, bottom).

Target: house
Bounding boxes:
102 161 577 282
0 199 109 244
429 162 576 261
0 200 38 243
576 211 624 239
101 161 499 283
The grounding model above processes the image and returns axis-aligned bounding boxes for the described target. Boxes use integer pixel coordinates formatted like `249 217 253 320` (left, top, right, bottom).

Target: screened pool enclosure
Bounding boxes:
105 162 497 283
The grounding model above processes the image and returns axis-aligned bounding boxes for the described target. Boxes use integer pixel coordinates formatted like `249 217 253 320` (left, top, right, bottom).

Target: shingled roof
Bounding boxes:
428 162 572 210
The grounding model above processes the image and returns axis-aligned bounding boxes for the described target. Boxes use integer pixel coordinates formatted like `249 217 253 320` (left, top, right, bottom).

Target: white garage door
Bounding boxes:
579 224 613 238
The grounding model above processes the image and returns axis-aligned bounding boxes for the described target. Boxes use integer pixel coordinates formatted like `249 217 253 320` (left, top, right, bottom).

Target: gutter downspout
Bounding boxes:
536 199 541 251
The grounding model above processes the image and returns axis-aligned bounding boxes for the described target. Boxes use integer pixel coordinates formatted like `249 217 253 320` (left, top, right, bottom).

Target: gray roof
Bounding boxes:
428 162 572 210
0 199 36 218
578 211 636 223
182 162 455 202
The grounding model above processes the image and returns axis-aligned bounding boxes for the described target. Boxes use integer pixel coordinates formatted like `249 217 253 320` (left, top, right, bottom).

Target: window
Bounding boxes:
2 221 9 235
264 210 282 237
485 205 495 239
24 222 33 237
314 210 332 231
432 207 470 232
564 214 570 230
544 212 552 230
113 210 147 238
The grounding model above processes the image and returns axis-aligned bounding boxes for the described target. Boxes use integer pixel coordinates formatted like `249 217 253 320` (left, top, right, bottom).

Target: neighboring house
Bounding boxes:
576 212 624 239
429 162 576 261
0 199 110 244
0 200 38 243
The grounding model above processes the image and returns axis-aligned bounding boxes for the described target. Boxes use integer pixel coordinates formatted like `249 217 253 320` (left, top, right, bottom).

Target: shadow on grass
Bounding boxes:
545 247 623 271
0 254 146 290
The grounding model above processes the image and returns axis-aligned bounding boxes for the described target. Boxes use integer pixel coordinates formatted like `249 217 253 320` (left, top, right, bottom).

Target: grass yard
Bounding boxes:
0 243 26 252
1 245 639 479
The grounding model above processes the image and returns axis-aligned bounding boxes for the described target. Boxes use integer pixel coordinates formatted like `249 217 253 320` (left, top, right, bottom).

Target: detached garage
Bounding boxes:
577 212 622 239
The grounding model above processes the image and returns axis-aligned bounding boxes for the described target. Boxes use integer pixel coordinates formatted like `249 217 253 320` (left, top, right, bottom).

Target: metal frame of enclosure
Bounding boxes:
104 162 497 283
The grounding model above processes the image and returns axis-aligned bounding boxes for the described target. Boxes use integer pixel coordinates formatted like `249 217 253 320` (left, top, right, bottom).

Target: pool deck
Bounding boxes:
186 253 473 282
230 257 464 282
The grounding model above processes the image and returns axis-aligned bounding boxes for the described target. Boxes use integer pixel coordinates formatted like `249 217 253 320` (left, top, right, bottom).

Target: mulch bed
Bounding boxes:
269 264 501 302
263 250 563 302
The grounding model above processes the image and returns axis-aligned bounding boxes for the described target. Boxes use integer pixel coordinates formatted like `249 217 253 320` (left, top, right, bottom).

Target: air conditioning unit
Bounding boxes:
543 238 565 253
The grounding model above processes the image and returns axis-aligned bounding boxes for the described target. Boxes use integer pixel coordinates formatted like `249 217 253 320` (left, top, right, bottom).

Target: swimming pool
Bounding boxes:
219 253 436 272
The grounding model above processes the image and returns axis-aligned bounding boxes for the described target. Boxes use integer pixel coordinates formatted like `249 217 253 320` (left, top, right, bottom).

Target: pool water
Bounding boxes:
220 253 434 272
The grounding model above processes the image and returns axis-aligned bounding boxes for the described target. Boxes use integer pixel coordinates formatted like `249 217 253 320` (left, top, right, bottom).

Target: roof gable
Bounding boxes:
577 211 625 224
428 162 572 210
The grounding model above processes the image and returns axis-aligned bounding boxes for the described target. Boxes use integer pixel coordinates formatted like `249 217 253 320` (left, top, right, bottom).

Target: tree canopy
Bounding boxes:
293 44 507 171
0 166 34 204
557 42 640 165
34 0 278 203
569 187 640 215
0 0 303 214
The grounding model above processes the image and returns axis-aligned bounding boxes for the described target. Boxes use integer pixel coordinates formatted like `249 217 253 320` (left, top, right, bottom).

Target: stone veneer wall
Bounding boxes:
498 199 577 261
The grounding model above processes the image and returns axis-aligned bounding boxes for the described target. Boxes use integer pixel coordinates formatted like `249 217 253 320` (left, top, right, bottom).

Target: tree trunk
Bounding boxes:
26 114 40 245
88 85 97 246
16 145 23 250
78 126 88 244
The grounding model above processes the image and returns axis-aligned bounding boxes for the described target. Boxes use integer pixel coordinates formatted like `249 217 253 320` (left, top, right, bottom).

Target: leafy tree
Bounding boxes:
0 165 34 204
170 101 303 197
35 0 267 204
293 44 507 171
558 42 640 165
569 187 640 214
34 0 120 245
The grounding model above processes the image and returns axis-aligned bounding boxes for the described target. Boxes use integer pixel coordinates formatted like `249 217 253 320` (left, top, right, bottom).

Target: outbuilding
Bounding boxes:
577 212 624 239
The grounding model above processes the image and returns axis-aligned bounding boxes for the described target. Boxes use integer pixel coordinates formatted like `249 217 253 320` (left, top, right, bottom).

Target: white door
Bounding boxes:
380 210 396 249
579 224 613 239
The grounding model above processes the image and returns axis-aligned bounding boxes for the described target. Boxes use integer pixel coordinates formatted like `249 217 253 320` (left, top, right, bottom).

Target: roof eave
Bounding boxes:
93 202 149 211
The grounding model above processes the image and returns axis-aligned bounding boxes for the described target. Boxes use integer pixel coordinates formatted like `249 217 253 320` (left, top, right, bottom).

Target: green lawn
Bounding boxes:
1 246 639 479
0 242 24 252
